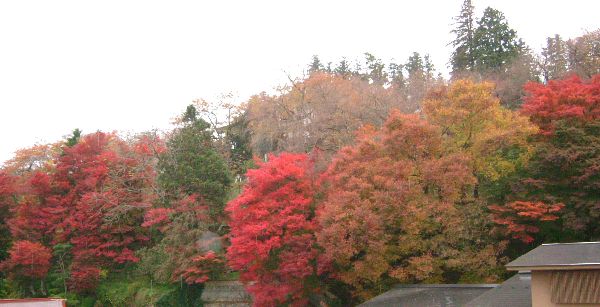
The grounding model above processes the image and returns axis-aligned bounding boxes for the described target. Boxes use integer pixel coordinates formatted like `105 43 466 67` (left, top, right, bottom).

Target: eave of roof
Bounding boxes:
506 242 600 270
0 299 65 302
506 264 600 271
391 284 498 289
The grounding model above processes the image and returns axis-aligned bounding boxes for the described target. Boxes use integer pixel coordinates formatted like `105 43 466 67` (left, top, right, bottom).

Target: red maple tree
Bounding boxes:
6 132 159 293
489 201 564 244
0 171 16 203
522 74 600 135
8 171 62 243
1 240 52 279
55 133 155 290
226 153 321 307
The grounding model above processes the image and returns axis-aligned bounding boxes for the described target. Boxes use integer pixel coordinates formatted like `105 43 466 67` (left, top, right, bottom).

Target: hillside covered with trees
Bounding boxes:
1 0 599 306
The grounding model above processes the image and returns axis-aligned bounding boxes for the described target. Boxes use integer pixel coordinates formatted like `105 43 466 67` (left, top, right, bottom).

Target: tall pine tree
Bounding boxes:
450 0 476 72
158 104 232 215
472 7 521 71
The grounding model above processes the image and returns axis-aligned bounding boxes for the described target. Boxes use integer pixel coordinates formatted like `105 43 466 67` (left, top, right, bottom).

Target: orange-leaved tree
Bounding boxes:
317 111 502 300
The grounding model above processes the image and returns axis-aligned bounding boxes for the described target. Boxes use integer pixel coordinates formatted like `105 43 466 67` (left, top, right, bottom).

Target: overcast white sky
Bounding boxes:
0 0 598 164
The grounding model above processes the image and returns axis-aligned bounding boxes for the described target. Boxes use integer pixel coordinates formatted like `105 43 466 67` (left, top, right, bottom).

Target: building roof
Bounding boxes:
358 284 497 307
466 272 531 307
0 298 66 307
506 242 600 271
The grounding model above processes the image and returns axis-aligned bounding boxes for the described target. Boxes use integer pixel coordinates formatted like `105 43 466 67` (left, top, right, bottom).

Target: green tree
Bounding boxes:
515 75 600 241
334 58 352 77
404 52 439 112
158 105 232 214
512 120 600 242
450 0 476 72
388 62 405 89
65 128 82 147
473 7 521 72
540 34 569 82
308 55 324 74
567 29 600 78
225 112 253 178
363 52 387 84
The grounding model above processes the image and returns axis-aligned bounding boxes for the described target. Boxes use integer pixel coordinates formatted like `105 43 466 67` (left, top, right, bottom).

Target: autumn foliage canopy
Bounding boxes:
1 71 600 306
226 153 321 307
316 111 501 299
1 240 52 279
522 75 600 134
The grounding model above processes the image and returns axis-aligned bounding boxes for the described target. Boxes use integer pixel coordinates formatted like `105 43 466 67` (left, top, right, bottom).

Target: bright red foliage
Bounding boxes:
0 171 16 202
178 250 225 284
54 133 154 283
6 132 159 292
489 201 564 244
522 74 600 134
1 240 52 279
9 172 62 243
142 208 175 229
69 265 102 293
226 153 321 307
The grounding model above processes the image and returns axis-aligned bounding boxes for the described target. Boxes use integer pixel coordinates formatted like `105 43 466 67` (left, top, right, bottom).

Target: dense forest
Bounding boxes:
1 0 600 306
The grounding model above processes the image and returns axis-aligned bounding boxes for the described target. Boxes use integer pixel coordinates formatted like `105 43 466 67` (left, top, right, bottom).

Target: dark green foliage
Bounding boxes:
388 62 405 88
77 296 97 307
157 283 204 307
405 52 425 76
224 113 253 178
473 7 521 71
451 0 476 72
334 58 352 77
540 34 569 82
363 52 387 84
46 244 72 298
309 55 324 74
92 273 203 307
404 52 438 112
65 129 82 147
0 206 10 262
511 120 600 241
158 105 232 209
183 105 199 123
142 105 231 300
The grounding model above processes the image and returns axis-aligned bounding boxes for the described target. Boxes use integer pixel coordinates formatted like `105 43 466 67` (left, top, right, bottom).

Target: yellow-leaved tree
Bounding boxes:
422 79 537 186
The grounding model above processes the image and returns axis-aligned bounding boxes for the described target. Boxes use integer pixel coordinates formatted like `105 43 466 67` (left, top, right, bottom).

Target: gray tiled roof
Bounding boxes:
465 272 531 307
506 242 600 269
358 284 496 307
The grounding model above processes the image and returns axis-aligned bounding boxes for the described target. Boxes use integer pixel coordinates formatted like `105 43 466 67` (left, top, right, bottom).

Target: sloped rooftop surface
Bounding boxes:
358 284 496 307
466 272 531 307
506 242 600 269
0 298 66 307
